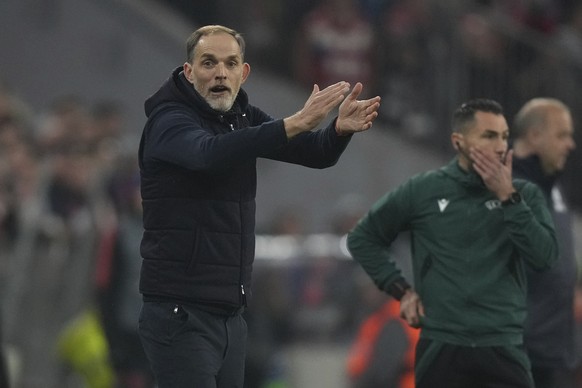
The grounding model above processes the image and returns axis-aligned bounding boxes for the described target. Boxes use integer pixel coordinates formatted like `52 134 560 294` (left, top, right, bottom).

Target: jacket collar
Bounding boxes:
441 156 486 189
144 66 249 120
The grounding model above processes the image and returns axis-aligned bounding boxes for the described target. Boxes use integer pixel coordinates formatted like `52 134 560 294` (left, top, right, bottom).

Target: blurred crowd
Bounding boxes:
0 0 582 387
163 0 582 212
0 83 149 387
0 76 407 387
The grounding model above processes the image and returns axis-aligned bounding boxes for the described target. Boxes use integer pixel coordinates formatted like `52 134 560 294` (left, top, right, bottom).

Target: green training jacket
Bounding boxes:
348 157 558 347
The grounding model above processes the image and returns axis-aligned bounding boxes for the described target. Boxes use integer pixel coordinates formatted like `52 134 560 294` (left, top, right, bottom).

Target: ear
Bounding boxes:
241 63 251 84
183 62 193 84
451 132 463 151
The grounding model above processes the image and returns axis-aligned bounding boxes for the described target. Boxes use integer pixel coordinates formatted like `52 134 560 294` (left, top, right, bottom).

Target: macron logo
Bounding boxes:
437 199 450 212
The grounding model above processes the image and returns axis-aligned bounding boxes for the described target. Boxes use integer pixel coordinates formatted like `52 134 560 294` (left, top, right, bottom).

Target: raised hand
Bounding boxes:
335 82 381 135
283 81 350 138
470 147 515 201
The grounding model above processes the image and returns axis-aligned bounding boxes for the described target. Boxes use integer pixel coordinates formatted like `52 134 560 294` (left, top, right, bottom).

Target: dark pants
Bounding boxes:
138 302 247 388
416 339 534 388
531 365 576 388
532 366 559 388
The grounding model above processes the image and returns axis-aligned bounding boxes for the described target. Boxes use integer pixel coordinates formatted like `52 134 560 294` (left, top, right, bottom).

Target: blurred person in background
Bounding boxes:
554 3 582 66
243 264 291 388
0 83 43 388
348 98 558 388
512 98 578 388
375 0 438 138
0 131 14 388
293 0 377 97
137 24 380 388
54 98 140 388
95 161 155 388
2 92 130 387
89 100 128 163
36 95 90 156
346 258 420 388
344 192 418 388
0 183 10 387
458 10 521 117
346 273 419 388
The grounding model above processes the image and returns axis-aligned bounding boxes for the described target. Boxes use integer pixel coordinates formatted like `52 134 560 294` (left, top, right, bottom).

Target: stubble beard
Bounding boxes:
208 95 235 112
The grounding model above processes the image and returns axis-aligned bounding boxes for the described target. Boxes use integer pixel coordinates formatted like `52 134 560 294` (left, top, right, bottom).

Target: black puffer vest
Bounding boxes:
138 67 351 314
138 68 271 313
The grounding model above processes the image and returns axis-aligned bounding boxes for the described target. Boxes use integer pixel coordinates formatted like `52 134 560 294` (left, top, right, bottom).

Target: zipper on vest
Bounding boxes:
219 115 234 131
241 284 247 306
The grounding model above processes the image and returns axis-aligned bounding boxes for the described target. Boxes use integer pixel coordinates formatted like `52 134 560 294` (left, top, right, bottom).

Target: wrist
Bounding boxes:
497 186 517 202
387 278 412 301
335 119 347 136
283 115 303 139
501 191 522 207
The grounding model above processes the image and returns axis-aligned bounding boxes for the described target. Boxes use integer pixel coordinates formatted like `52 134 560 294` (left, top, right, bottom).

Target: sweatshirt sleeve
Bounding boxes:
142 106 288 172
259 117 352 169
347 180 414 298
503 181 558 271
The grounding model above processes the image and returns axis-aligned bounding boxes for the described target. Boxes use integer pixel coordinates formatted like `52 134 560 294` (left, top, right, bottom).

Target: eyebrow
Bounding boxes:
199 53 240 62
482 129 509 136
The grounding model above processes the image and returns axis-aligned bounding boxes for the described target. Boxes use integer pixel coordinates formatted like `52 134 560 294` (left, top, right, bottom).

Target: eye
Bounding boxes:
202 60 215 68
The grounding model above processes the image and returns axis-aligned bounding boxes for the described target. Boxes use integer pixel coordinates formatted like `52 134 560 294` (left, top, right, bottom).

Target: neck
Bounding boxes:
512 140 534 159
456 144 472 171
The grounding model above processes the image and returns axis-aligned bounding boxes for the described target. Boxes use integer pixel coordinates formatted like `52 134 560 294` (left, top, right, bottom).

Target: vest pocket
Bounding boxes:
186 228 243 273
141 229 194 263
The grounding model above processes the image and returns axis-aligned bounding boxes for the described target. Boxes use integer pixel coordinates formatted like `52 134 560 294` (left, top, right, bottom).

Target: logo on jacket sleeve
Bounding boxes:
437 199 450 212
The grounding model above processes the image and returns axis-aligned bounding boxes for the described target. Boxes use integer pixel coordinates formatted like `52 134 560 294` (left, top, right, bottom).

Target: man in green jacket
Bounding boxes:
347 98 558 388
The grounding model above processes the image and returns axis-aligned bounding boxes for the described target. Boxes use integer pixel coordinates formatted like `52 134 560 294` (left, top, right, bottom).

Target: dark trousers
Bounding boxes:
138 302 247 388
531 365 576 388
532 366 558 388
416 339 534 388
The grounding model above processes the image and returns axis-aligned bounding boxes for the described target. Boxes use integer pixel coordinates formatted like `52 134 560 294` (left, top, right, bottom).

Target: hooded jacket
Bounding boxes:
348 158 558 346
139 67 351 313
514 155 577 368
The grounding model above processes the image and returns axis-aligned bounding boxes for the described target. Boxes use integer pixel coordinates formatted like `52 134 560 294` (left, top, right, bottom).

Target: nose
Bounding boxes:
494 140 508 161
496 137 508 154
215 63 227 79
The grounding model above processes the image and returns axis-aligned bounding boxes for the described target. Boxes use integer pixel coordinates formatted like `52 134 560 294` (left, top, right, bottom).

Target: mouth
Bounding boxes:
210 85 230 94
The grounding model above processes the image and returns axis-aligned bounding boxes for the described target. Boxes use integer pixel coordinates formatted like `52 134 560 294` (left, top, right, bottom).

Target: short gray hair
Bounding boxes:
185 25 245 63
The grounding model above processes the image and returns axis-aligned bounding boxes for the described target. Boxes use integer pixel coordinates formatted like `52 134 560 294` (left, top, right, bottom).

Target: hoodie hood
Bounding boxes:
144 66 249 119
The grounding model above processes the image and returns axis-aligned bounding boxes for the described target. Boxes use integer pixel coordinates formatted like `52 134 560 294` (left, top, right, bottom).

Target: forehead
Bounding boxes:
468 111 508 135
194 32 242 59
545 108 573 133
